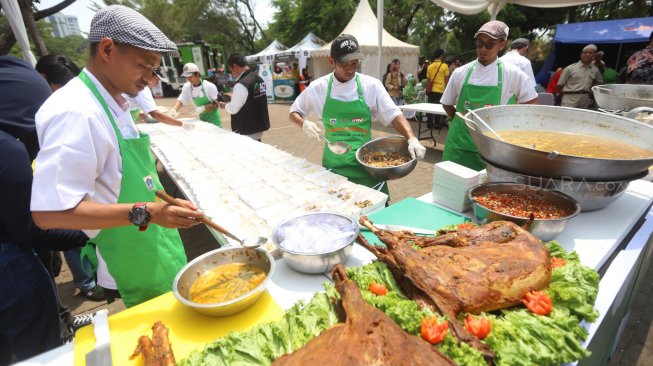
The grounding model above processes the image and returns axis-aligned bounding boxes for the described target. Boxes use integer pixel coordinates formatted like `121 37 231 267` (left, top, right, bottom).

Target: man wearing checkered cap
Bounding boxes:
441 20 538 171
31 5 204 307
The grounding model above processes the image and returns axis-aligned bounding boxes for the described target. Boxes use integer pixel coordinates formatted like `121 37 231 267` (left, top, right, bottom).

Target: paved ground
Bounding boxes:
54 98 652 365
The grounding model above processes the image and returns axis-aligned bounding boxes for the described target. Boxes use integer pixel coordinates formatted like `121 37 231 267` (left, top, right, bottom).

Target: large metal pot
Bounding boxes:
464 105 653 180
592 84 653 111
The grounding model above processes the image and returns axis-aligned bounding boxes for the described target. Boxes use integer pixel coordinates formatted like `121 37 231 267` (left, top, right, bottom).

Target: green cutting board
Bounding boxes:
361 197 469 245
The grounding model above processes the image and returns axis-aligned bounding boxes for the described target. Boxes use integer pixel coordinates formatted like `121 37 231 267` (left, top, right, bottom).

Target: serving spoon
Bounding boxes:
318 134 352 155
150 188 267 248
457 111 504 142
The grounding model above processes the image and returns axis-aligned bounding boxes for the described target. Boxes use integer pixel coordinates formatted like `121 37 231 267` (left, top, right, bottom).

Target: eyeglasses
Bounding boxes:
475 38 498 50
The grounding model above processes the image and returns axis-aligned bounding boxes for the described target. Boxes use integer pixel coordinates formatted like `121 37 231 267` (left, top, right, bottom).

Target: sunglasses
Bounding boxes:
475 38 499 50
336 59 361 69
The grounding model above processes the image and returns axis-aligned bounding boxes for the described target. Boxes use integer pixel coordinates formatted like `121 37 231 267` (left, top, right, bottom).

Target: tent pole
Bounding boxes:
615 43 623 70
377 0 383 80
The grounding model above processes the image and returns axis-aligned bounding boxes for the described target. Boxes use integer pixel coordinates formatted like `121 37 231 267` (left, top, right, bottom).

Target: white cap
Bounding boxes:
181 63 200 77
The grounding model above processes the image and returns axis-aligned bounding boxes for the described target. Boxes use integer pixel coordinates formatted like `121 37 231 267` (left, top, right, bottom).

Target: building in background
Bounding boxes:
45 13 82 38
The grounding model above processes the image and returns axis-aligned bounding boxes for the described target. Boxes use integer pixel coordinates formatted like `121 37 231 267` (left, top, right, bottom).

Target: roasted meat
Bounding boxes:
130 321 176 366
272 264 455 366
358 217 551 362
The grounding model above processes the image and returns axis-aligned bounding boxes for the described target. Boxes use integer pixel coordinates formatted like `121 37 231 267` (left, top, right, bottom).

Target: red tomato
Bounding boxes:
368 282 388 296
523 290 553 316
551 257 567 269
420 317 449 344
464 315 492 340
457 222 476 230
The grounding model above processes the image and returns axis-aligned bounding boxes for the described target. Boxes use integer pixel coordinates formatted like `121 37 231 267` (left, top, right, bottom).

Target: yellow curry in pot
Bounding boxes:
189 263 266 304
490 130 653 159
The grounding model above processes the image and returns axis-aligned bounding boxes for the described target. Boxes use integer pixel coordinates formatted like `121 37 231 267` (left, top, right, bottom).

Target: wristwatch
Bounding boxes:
128 202 151 231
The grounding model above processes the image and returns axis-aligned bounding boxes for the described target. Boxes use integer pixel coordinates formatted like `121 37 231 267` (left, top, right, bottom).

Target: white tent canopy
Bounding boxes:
246 39 288 64
311 0 419 80
429 0 604 19
275 32 326 71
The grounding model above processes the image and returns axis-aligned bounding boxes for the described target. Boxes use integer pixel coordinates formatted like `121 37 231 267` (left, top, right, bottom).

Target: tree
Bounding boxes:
1 0 77 56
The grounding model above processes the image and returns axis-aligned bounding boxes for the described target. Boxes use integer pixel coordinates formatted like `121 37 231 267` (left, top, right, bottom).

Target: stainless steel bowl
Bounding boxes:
272 212 358 274
355 135 417 181
464 105 653 180
172 247 274 317
592 84 653 111
468 183 581 241
483 160 642 212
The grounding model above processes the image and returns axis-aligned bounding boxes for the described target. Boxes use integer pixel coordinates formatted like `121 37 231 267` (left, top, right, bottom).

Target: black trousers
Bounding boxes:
427 92 446 128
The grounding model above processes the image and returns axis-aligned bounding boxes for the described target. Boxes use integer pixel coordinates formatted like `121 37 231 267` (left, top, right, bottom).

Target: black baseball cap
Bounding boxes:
330 34 362 64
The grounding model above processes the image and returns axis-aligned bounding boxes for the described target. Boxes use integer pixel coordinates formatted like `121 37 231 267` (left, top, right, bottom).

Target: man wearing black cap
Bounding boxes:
31 5 204 308
289 34 425 195
500 37 536 90
441 20 538 171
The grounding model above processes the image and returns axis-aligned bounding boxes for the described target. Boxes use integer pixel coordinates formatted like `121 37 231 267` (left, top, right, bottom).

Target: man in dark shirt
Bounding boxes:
0 56 89 364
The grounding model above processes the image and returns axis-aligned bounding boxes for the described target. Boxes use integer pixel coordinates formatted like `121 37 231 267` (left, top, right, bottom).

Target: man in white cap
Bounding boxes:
289 34 426 196
441 20 538 171
123 69 193 128
500 37 536 91
31 5 204 308
172 62 222 127
556 44 603 109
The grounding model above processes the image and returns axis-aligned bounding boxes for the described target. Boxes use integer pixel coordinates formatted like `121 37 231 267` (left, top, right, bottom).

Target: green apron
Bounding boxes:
78 72 187 308
193 81 222 127
129 108 142 122
322 75 389 195
442 61 514 171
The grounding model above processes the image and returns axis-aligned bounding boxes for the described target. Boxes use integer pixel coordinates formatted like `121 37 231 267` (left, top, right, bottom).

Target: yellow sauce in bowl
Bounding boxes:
189 263 266 304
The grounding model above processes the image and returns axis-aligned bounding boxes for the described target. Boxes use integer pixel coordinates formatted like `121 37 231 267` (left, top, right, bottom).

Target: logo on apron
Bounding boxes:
352 118 364 123
464 100 471 110
143 176 155 191
329 118 337 125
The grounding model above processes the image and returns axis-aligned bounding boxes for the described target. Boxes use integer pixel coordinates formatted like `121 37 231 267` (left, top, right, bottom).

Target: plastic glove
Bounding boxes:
182 121 195 130
302 120 322 140
407 137 426 160
194 106 205 116
169 108 179 118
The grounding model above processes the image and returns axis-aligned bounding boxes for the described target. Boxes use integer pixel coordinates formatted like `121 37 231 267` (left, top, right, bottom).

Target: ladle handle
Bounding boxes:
457 112 479 131
153 190 241 242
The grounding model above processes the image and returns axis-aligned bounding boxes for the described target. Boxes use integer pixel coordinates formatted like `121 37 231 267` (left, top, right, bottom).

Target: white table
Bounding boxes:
398 103 448 145
417 180 653 366
21 181 653 366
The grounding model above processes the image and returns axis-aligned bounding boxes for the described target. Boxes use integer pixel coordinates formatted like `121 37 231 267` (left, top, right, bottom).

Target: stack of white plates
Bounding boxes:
432 161 480 212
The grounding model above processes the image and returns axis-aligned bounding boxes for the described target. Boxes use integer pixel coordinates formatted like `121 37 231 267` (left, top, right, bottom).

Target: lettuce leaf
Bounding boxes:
545 241 600 322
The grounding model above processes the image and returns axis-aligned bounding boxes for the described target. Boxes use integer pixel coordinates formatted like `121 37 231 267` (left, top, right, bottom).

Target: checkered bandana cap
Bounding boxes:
88 5 178 56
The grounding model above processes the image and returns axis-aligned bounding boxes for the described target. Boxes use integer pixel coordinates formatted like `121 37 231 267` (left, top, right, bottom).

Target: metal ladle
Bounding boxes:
318 134 352 155
456 111 504 142
151 189 267 248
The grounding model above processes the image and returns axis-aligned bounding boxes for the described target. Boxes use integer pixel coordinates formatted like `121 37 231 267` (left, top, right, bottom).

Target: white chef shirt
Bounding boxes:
123 86 157 114
500 50 536 90
441 58 538 106
31 68 139 290
290 72 401 126
177 79 218 105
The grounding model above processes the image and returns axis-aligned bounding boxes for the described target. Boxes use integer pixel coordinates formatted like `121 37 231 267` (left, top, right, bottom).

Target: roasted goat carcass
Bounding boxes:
358 217 552 362
273 264 455 366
